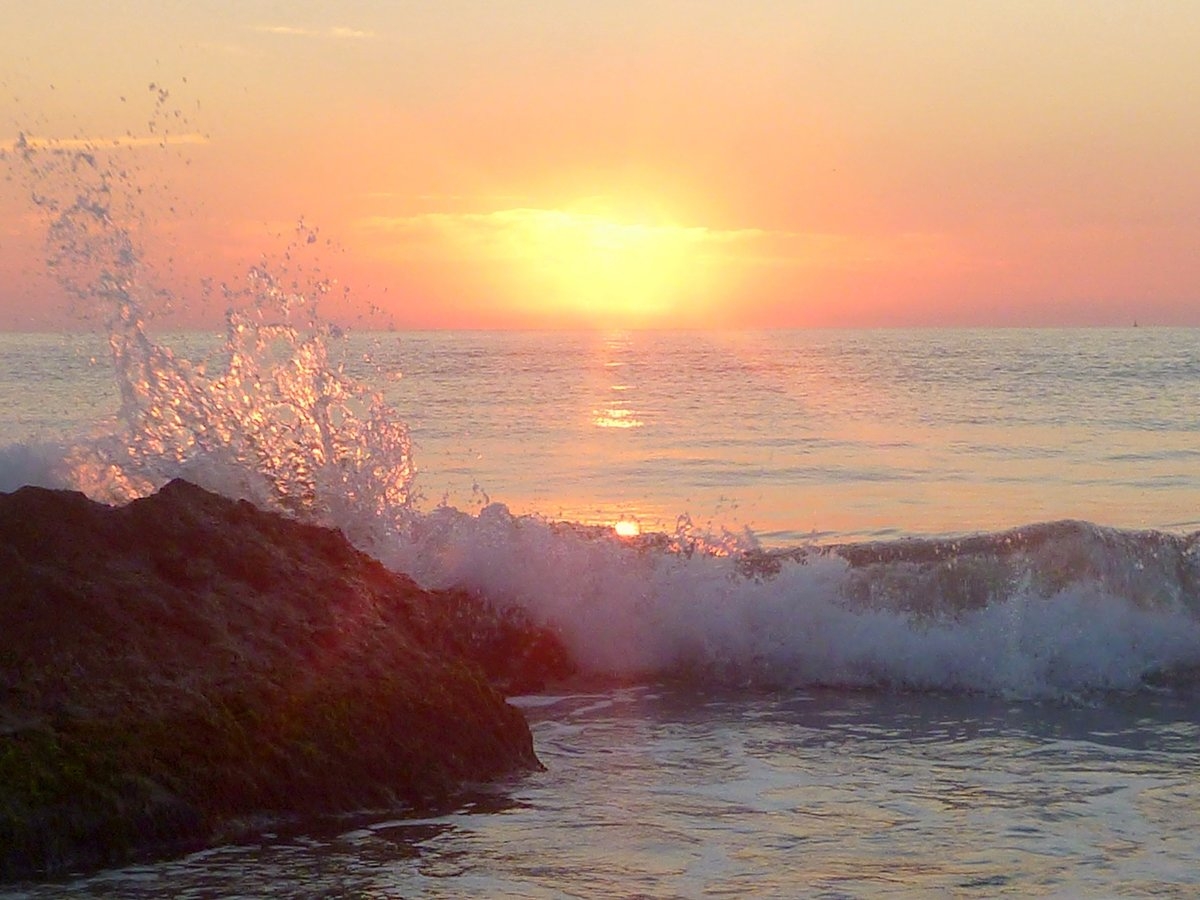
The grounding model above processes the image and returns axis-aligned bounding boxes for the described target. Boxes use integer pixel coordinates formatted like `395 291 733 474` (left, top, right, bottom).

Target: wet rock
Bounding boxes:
0 479 565 882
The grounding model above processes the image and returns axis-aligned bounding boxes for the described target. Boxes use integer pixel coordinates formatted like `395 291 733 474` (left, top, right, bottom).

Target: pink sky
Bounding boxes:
2 1 1199 329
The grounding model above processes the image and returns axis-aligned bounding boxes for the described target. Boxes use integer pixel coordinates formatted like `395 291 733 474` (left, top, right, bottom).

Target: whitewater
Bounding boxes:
3 125 1200 896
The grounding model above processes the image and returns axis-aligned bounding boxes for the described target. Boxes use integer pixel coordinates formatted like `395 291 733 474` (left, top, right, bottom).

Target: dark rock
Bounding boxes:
0 479 565 882
422 589 577 695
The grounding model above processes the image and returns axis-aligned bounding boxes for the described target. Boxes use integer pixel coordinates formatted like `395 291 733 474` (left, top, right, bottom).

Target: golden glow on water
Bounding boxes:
593 407 643 429
369 329 1200 545
591 333 645 429
613 520 641 538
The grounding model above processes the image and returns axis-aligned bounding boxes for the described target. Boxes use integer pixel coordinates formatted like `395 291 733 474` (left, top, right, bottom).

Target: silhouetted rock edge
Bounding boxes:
0 479 573 882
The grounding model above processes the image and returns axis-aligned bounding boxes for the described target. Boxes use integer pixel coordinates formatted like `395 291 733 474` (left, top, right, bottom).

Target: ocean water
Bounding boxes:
6 327 1200 545
4 327 1200 897
3 138 1200 896
357 326 1200 543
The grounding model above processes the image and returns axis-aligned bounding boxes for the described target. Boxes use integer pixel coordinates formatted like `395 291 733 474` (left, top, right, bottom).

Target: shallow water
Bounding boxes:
9 684 1199 898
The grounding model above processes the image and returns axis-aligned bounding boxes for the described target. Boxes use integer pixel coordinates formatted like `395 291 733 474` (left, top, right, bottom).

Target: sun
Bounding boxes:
503 207 711 326
613 519 641 538
372 199 741 328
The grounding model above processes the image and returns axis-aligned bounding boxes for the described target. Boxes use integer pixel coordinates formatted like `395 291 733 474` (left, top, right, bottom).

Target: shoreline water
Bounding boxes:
9 681 1200 898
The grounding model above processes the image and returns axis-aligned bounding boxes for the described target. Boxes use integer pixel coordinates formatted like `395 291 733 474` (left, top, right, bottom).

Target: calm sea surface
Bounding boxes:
4 327 1199 543
368 327 1200 543
2 327 1199 897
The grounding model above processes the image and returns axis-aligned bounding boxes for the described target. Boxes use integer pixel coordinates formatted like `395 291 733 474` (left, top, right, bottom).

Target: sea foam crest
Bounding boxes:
385 505 1200 697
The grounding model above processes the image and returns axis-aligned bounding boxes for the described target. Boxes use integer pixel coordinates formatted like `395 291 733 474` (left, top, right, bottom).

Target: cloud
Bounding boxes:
330 26 374 40
361 207 766 258
252 24 376 40
0 133 209 152
197 41 256 56
356 206 967 275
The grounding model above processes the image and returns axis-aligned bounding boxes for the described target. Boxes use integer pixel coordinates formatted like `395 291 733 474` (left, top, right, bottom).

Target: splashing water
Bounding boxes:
6 98 417 551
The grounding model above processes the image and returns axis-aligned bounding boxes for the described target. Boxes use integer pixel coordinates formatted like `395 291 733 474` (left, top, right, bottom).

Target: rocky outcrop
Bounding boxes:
0 480 572 882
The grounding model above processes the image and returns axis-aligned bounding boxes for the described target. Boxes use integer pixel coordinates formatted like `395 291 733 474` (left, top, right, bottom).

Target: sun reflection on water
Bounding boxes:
613 520 641 537
593 407 644 429
592 334 645 429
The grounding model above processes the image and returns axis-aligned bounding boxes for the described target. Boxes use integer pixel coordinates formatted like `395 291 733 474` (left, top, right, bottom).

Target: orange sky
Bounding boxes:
2 1 1199 329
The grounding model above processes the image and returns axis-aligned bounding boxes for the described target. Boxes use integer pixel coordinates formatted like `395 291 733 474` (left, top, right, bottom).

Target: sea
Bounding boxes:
3 140 1200 897
2 327 1200 898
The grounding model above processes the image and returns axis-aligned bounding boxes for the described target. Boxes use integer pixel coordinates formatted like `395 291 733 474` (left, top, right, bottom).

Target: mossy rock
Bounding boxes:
0 481 562 883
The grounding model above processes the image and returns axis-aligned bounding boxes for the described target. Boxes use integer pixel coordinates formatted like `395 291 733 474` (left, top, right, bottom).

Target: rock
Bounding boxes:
0 479 568 882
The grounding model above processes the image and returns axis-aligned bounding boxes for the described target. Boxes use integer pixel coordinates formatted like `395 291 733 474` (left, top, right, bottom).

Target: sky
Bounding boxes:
1 1 1199 330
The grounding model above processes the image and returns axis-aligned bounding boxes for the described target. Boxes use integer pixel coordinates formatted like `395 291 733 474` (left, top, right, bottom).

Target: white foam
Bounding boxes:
0 442 72 493
379 502 1200 699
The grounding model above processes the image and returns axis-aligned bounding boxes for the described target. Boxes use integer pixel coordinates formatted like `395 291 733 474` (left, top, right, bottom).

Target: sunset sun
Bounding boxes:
364 201 746 328
515 209 698 323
